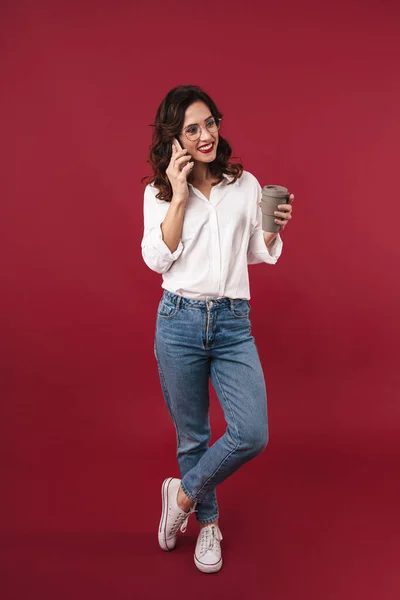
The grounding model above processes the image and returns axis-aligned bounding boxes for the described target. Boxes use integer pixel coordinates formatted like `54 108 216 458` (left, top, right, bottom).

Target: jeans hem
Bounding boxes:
197 514 219 525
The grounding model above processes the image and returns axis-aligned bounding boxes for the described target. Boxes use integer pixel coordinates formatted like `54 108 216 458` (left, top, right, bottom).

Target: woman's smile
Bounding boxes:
197 142 215 154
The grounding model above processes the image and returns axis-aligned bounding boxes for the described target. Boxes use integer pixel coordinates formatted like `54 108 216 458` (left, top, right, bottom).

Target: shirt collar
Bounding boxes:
222 172 241 187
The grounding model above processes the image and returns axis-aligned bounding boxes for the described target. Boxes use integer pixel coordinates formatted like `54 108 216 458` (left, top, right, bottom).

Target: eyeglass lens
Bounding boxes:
184 118 220 141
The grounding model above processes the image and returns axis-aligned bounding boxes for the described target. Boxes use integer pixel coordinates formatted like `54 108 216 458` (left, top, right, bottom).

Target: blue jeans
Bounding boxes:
154 290 269 524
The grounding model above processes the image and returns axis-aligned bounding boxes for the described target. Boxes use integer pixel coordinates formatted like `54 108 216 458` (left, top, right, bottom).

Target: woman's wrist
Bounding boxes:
171 193 188 206
263 231 279 247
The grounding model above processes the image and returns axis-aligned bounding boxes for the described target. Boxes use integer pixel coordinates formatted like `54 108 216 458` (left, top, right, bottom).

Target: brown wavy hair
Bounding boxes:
141 84 244 202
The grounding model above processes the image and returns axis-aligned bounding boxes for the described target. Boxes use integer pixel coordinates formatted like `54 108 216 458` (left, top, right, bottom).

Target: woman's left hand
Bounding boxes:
259 194 295 232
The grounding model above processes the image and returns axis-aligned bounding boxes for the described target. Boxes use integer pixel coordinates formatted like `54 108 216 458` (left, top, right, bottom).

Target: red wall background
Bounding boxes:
1 1 399 598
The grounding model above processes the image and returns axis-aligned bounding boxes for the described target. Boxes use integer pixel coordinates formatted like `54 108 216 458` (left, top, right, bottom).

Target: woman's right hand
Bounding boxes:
166 141 194 202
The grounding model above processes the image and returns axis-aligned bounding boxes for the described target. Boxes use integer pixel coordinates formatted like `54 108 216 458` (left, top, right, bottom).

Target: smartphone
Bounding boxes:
172 136 193 174
172 137 183 151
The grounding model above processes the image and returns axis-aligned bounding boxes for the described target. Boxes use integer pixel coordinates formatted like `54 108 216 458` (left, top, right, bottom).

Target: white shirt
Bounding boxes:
141 170 283 300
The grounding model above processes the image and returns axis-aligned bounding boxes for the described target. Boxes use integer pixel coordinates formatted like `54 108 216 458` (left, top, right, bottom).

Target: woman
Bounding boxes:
141 84 294 573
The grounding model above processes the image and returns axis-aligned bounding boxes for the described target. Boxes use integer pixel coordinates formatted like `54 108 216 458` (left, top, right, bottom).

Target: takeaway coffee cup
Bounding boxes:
261 185 290 233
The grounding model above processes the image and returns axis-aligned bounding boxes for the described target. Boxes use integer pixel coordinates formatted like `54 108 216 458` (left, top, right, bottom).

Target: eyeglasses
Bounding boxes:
180 117 222 141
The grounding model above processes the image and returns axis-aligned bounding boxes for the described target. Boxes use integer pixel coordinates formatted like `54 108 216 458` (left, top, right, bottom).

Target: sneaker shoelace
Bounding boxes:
169 505 197 536
198 525 222 557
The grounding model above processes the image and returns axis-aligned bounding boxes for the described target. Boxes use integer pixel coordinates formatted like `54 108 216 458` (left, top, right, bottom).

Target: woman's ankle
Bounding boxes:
177 485 195 512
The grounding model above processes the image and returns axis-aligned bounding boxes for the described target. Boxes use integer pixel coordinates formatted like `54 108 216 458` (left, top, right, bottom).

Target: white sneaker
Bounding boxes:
158 477 196 551
194 524 223 573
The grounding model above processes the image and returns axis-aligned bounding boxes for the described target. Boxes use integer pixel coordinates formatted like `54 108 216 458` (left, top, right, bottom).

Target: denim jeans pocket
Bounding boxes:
157 296 180 319
230 299 251 319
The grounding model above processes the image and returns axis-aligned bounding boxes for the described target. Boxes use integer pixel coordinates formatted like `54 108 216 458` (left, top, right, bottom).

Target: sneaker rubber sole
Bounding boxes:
158 477 175 552
194 554 223 574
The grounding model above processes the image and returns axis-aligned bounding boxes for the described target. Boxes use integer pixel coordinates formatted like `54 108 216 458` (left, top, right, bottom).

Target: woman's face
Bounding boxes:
177 101 219 164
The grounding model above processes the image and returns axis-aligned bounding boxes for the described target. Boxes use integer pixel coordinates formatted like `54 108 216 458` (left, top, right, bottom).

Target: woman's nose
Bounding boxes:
198 127 213 142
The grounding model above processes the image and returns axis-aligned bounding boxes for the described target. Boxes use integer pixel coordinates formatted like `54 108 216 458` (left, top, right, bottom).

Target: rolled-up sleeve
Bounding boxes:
247 180 283 265
141 184 184 274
